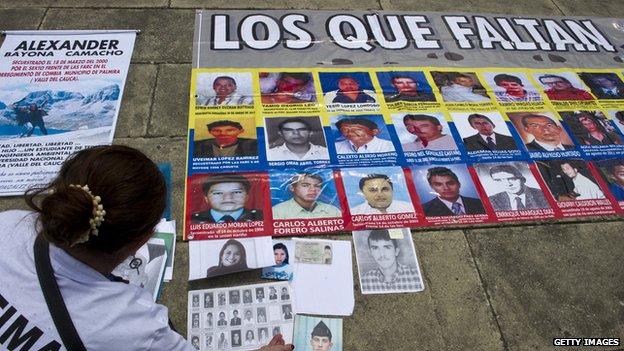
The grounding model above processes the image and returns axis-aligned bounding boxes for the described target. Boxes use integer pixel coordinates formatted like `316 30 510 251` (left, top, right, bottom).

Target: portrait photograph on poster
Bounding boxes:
194 72 254 107
481 71 542 103
506 112 579 156
341 167 414 215
473 161 556 221
475 162 550 211
608 110 624 136
430 71 491 103
532 71 594 101
596 158 624 204
188 237 274 279
353 228 424 294
293 315 343 351
410 163 490 225
185 172 269 240
535 158 616 217
558 110 624 157
375 71 436 103
259 72 317 105
263 116 330 163
536 159 606 201
330 114 395 154
577 72 624 100
391 112 458 152
192 116 258 159
319 71 377 104
340 166 418 229
451 111 520 157
269 170 342 220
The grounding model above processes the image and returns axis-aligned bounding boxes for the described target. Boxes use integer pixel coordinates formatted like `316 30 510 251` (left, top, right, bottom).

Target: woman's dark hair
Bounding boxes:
218 239 248 268
273 243 289 265
25 145 166 254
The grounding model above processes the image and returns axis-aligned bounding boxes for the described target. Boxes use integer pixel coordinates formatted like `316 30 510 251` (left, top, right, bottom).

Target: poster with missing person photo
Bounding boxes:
534 158 617 217
340 166 418 230
410 163 493 225
185 172 270 240
595 158 624 213
0 30 137 196
353 228 424 295
558 110 624 159
473 161 556 222
188 281 294 351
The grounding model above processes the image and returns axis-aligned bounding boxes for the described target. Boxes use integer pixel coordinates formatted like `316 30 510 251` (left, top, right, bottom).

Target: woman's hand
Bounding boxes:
257 334 294 351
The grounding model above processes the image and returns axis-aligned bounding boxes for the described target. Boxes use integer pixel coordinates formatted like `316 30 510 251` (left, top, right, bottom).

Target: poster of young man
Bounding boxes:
507 111 581 159
410 164 492 225
194 72 254 108
340 166 418 230
451 111 524 162
352 228 424 294
391 112 462 164
577 71 624 111
190 115 262 172
473 161 556 222
0 30 137 196
319 71 380 113
263 116 330 168
535 159 617 217
482 71 543 105
328 114 399 167
375 71 438 110
532 71 598 110
595 158 624 212
558 110 624 158
259 71 319 115
430 71 493 111
269 170 344 236
184 172 270 240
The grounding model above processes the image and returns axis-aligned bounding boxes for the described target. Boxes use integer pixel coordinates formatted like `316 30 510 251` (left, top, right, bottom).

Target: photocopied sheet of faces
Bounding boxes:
188 281 294 351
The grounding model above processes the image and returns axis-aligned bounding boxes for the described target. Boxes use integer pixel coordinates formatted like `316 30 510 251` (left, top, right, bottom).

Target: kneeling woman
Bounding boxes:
0 145 292 351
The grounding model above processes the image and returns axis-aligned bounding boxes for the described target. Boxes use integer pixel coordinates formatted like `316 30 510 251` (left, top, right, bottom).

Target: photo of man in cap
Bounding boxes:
310 321 333 351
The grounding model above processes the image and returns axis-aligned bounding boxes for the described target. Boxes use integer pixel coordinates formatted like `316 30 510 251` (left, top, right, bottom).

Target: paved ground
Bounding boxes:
1 1 623 350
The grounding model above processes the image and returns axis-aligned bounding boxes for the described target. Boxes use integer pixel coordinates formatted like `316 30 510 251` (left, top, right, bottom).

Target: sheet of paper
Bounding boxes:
291 238 354 316
189 236 275 280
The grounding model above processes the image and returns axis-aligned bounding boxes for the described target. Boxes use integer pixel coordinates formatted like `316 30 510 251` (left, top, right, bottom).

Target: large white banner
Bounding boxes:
0 30 136 196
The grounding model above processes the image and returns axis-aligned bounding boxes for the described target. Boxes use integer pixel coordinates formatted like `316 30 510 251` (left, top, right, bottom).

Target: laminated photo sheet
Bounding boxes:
189 236 274 280
353 228 425 295
188 282 294 351
293 315 343 351
111 237 167 301
155 219 176 281
291 238 354 316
